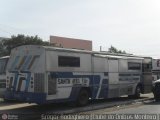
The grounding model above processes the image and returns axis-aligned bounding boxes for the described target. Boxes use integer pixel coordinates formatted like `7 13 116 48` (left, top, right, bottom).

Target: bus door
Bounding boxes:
108 58 119 98
142 58 152 93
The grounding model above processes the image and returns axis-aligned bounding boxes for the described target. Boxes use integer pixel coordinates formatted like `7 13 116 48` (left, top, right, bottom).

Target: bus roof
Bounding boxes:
93 54 144 60
12 45 151 59
43 46 149 59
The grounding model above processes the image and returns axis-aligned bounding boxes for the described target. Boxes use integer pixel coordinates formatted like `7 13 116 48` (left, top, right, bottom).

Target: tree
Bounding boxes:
0 34 50 57
108 45 127 54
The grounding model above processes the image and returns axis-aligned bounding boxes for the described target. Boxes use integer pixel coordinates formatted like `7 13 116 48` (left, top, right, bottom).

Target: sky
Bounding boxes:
0 0 160 57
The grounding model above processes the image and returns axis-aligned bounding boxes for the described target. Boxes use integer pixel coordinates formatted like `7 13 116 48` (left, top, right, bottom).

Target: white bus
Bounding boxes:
0 56 9 98
4 45 152 105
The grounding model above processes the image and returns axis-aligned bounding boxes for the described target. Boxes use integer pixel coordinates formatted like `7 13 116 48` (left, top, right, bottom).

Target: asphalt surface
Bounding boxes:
0 93 155 120
108 101 160 114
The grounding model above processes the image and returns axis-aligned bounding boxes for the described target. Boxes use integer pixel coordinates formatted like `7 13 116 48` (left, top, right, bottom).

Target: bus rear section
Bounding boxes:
0 56 9 98
4 45 46 104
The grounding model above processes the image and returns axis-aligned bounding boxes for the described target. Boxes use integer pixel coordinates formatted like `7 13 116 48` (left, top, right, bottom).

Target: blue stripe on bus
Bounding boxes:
91 76 101 99
98 79 108 98
21 55 32 70
6 72 109 104
13 72 19 91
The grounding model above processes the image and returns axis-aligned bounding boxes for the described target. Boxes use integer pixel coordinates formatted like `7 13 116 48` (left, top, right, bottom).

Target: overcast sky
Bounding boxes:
0 0 160 57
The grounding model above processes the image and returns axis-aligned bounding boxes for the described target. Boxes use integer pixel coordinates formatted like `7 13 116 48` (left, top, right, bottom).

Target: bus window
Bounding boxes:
0 79 6 88
128 62 141 70
0 58 9 74
58 56 80 67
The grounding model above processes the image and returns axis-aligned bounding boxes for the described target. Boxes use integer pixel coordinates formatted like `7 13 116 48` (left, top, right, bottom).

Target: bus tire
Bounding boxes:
128 85 141 98
76 89 89 106
134 85 141 98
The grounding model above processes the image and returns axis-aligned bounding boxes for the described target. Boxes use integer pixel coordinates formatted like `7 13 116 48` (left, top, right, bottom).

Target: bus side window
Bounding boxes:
58 56 80 67
128 62 141 70
0 58 9 74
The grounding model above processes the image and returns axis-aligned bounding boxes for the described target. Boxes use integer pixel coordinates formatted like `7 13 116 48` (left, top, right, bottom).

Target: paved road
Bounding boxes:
108 101 160 114
0 93 154 120
0 94 153 113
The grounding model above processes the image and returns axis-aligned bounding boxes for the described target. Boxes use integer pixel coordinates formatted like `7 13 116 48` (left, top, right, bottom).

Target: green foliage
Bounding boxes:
108 45 127 54
0 34 50 57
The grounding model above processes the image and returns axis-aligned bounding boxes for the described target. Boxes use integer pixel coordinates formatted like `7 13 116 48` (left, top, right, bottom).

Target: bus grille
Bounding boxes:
34 73 45 93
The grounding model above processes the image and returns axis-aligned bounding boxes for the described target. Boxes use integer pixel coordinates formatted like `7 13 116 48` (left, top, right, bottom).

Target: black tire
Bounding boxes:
134 86 141 98
76 89 89 106
128 86 141 99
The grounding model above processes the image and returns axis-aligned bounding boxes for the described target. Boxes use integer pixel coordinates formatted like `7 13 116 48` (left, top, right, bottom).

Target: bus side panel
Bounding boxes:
119 59 142 96
45 50 92 100
46 50 91 72
108 59 119 98
92 56 109 99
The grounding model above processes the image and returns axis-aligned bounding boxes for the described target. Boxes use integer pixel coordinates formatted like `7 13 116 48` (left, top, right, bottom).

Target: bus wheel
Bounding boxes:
134 86 141 98
76 89 89 106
